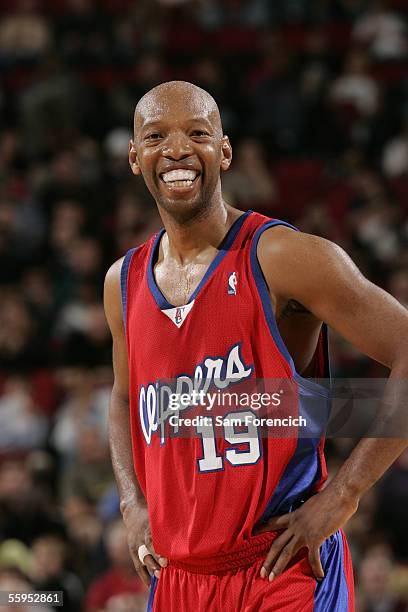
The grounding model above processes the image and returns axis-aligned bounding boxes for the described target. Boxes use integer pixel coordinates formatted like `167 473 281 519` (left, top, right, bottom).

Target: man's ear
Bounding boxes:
220 136 232 172
129 139 141 175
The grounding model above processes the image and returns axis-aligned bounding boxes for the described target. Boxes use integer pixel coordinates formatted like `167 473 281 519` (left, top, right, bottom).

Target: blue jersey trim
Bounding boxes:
250 219 331 520
147 210 253 311
314 530 349 611
259 386 330 519
250 220 297 373
147 575 158 612
120 248 137 333
250 220 330 396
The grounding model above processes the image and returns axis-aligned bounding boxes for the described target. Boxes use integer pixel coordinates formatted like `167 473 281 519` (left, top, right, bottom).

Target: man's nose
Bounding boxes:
162 133 192 160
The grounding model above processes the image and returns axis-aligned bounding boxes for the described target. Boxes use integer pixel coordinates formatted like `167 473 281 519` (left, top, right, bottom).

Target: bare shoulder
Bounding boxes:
257 225 365 301
104 256 125 302
257 225 353 272
105 257 125 287
104 257 125 333
255 223 408 368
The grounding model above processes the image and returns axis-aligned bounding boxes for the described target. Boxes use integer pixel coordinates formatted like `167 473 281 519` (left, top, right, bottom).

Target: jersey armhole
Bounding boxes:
120 248 137 334
249 220 330 397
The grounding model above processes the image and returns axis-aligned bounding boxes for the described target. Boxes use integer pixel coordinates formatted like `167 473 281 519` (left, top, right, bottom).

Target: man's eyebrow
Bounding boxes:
186 116 213 126
139 120 164 131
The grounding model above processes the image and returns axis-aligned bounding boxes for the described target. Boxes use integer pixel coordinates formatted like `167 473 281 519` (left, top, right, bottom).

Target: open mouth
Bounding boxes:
160 169 200 188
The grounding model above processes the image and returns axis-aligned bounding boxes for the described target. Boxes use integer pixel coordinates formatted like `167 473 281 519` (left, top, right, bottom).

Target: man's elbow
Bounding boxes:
110 384 130 412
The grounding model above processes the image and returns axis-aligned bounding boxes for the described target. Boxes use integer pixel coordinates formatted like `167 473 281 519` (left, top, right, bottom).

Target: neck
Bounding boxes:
156 191 243 264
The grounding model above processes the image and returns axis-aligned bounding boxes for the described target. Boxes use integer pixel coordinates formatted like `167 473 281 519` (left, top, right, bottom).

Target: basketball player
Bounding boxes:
104 81 408 611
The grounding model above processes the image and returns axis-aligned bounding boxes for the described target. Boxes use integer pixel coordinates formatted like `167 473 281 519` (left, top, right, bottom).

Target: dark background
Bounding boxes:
0 1 407 610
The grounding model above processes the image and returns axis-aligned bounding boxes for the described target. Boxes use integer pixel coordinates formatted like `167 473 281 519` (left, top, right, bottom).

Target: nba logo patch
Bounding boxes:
162 300 195 328
175 307 183 325
228 272 237 296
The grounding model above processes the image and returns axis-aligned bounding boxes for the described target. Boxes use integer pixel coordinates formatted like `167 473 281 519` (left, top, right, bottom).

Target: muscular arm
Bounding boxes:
256 226 408 579
104 259 142 511
104 259 166 585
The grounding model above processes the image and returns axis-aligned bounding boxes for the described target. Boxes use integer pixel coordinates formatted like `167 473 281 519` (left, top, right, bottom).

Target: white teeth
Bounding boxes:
170 180 193 187
162 169 197 183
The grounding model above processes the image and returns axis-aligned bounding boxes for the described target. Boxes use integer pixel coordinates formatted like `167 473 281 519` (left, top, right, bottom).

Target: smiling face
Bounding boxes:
129 81 232 222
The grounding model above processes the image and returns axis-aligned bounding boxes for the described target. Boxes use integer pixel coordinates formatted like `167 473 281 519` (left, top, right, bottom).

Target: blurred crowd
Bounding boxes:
0 0 407 610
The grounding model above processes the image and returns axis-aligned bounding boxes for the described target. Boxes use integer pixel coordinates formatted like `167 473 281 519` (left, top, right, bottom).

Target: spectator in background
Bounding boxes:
0 291 45 370
104 129 133 174
348 196 400 266
0 129 24 178
55 0 110 67
0 0 52 62
193 56 237 133
248 33 305 151
113 190 158 255
19 56 82 158
29 535 83 612
102 133 155 226
330 49 380 119
20 268 55 342
343 488 378 567
0 377 47 451
0 201 42 284
383 121 408 177
109 53 167 131
0 460 64 545
295 200 338 241
55 298 111 367
60 426 113 505
352 0 407 61
345 168 401 281
66 237 103 284
47 200 85 267
357 543 407 612
51 367 109 464
0 567 52 612
222 138 277 211
0 539 32 577
84 521 147 612
62 494 106 585
37 151 92 221
375 449 408 562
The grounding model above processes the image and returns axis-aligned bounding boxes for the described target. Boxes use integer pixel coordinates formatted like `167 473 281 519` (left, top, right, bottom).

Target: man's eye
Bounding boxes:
145 133 162 140
191 130 209 137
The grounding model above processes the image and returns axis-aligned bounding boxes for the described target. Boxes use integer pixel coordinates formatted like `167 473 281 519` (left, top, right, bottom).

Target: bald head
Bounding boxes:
129 80 232 220
134 80 223 139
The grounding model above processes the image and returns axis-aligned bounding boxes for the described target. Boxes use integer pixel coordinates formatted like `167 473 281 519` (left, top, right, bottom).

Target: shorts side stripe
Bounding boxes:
147 575 158 612
314 530 351 612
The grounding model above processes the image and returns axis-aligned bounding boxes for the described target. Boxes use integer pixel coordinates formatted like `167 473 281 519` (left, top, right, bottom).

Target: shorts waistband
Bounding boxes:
169 532 277 574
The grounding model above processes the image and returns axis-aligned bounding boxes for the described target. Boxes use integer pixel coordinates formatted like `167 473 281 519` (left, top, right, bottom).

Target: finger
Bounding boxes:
137 565 152 587
128 543 158 585
260 530 293 578
308 547 324 581
145 532 168 570
254 513 291 535
270 540 301 581
128 549 151 587
144 553 162 579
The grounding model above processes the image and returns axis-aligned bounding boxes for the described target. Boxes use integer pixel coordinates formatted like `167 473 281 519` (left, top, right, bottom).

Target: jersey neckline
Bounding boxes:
147 210 253 311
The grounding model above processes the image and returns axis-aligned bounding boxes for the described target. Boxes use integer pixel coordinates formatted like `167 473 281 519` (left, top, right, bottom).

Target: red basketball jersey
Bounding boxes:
121 210 330 562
